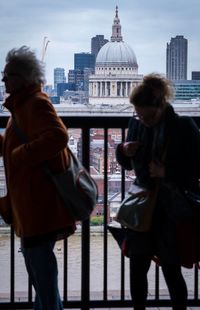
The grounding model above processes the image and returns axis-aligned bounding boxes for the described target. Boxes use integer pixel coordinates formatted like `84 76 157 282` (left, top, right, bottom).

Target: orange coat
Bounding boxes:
0 85 76 238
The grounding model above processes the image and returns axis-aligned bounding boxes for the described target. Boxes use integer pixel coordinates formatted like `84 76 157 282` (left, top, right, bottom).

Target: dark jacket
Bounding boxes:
116 105 200 267
116 105 200 191
0 85 76 239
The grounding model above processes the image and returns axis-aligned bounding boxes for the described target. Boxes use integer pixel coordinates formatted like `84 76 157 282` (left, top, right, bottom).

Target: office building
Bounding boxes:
74 53 95 71
68 69 91 92
83 68 94 92
72 54 95 91
192 71 200 80
57 83 76 97
43 84 53 96
166 35 188 80
68 69 85 91
50 96 60 104
54 68 66 93
91 35 108 59
173 80 200 100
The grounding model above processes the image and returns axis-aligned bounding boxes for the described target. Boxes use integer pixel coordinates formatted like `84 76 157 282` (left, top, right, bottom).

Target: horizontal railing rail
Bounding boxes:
0 113 200 309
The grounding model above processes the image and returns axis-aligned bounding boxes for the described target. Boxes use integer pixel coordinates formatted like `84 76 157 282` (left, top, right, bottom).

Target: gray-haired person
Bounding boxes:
0 46 76 310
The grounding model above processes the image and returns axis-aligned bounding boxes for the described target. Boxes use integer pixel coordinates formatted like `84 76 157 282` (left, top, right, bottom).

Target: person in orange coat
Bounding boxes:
0 46 76 310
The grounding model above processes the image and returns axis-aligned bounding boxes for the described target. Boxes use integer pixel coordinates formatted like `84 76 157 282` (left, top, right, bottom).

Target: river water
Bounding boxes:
0 231 196 300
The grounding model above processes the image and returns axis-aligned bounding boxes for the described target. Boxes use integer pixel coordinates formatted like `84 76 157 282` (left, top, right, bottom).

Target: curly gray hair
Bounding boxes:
130 73 174 108
6 46 46 85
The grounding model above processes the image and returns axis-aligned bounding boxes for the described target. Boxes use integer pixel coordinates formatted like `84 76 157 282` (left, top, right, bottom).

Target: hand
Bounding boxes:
122 141 139 157
149 160 165 178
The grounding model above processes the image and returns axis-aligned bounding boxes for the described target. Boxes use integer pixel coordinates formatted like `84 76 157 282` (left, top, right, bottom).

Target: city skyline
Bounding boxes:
0 0 200 85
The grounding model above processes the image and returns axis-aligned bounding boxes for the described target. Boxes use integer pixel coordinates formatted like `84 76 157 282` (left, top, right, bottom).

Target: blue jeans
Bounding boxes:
21 240 63 310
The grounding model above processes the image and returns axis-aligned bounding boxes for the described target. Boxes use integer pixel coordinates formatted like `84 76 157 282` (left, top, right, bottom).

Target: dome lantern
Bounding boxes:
111 5 123 43
95 6 138 72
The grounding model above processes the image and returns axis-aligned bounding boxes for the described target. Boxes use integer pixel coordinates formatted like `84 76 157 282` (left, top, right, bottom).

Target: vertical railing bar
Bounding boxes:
63 238 68 302
155 264 160 301
121 128 126 198
10 226 15 303
28 277 32 302
120 128 126 300
63 123 69 304
81 127 90 310
103 128 108 301
194 265 199 300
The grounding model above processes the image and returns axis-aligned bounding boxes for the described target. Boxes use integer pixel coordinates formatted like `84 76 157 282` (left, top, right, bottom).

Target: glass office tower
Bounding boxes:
166 35 188 80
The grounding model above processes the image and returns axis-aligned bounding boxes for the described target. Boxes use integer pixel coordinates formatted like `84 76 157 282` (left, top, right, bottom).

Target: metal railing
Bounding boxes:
0 114 200 309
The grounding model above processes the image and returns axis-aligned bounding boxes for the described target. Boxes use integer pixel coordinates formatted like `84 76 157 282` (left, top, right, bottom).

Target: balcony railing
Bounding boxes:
0 113 200 309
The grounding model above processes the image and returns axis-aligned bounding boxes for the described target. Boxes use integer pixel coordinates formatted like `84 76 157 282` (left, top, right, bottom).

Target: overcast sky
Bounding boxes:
0 0 199 85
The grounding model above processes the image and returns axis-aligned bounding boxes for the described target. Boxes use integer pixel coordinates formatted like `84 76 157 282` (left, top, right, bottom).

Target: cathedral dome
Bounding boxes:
95 6 138 71
89 6 143 105
96 41 138 68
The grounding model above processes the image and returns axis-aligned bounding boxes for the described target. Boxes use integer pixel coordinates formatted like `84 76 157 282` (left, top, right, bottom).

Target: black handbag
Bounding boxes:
12 117 98 221
45 148 98 221
116 138 169 232
116 184 158 232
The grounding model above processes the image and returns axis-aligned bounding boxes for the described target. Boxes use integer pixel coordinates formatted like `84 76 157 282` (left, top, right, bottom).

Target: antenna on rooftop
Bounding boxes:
41 36 50 62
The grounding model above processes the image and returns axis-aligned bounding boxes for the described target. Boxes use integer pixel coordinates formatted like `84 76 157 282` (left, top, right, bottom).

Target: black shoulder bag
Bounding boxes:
11 116 98 221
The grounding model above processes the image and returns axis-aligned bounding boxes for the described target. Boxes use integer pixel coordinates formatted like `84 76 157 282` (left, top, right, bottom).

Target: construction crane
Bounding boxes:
41 36 50 62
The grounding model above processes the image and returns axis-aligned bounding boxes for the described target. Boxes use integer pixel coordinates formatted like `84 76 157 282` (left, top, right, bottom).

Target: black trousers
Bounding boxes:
129 254 188 310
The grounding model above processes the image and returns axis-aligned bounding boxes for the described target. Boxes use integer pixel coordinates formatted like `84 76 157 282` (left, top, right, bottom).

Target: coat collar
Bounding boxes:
4 84 42 113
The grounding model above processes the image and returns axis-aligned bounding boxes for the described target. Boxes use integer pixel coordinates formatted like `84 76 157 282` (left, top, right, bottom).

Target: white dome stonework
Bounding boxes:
96 41 138 69
89 6 143 105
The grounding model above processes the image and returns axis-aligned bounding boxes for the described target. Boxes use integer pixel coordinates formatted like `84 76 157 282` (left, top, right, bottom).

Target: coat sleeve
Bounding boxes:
11 98 68 167
116 117 138 170
165 116 200 189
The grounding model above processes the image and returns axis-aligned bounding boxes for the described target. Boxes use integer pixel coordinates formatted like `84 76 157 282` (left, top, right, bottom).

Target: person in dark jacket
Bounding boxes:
116 73 200 310
0 46 76 310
